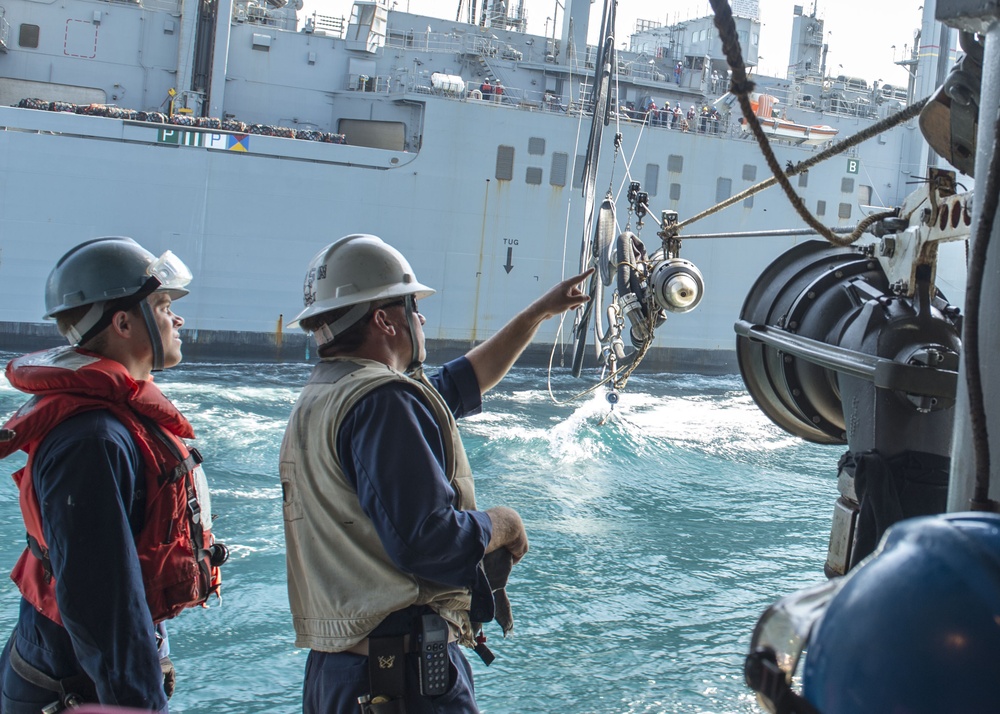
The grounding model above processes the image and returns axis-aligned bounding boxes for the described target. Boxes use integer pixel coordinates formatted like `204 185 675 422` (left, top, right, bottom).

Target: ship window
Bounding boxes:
742 164 757 181
841 177 855 193
496 145 515 181
669 183 681 201
817 200 826 216
388 30 413 47
858 185 873 205
744 196 754 208
525 167 543 185
337 119 405 150
798 171 809 188
19 24 40 48
528 137 546 155
716 178 732 203
645 164 660 196
839 203 852 219
667 155 683 173
572 154 586 189
550 152 568 187
350 3 377 25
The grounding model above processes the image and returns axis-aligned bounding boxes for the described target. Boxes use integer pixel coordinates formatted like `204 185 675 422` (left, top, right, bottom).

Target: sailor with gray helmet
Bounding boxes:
0 237 226 712
280 234 591 713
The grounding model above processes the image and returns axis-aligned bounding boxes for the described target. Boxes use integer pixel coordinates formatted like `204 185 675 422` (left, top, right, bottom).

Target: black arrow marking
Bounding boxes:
503 247 514 274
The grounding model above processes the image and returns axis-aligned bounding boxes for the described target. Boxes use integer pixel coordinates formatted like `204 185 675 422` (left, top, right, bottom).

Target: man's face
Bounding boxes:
148 293 185 368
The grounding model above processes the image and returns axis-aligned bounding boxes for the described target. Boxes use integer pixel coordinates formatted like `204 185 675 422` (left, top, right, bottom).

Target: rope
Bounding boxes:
684 0 927 248
964 111 1000 510
552 0 932 404
676 97 925 232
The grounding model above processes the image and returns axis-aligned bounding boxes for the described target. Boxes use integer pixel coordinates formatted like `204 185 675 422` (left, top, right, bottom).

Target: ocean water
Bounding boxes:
0 355 843 713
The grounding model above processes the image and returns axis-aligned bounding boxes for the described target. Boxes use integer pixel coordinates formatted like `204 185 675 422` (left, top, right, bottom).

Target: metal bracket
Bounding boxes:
876 169 972 299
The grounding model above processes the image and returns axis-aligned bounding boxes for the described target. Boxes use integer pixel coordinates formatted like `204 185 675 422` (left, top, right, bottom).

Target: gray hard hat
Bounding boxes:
44 236 189 318
44 237 192 370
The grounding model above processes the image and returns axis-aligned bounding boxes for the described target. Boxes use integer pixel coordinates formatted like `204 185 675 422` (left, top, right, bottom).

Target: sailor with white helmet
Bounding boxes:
0 237 226 712
745 512 1000 714
280 234 591 713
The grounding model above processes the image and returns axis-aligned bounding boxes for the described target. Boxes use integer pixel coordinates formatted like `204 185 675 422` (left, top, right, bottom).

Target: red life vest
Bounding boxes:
0 346 223 625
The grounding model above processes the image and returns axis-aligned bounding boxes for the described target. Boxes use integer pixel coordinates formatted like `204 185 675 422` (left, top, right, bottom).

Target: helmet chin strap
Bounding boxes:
403 294 422 376
75 275 162 347
70 275 166 371
138 299 165 372
313 302 370 350
63 302 107 345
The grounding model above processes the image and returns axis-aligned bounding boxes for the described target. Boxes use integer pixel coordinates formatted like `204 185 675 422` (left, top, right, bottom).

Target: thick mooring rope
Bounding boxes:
681 0 928 247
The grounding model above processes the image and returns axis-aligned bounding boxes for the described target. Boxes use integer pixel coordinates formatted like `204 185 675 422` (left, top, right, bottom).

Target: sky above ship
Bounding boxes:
305 0 924 87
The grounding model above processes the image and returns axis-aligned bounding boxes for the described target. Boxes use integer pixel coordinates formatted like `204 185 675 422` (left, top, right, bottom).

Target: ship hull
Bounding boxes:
0 96 967 371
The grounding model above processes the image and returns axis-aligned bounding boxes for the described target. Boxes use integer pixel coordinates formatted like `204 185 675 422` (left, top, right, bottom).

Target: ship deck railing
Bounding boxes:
401 74 763 142
307 12 346 36
384 29 465 54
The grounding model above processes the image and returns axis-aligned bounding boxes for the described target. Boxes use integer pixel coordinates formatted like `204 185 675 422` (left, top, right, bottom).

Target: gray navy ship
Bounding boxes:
0 0 967 371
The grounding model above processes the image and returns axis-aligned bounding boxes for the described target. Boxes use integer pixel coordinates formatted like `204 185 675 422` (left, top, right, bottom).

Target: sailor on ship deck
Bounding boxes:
0 237 224 713
280 234 591 713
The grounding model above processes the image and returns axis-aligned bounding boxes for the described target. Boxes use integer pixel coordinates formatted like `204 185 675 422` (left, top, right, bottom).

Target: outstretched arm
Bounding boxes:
467 268 593 394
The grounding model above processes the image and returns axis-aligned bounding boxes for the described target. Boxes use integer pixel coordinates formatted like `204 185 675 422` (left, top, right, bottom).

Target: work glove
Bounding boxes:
161 656 176 699
482 549 515 636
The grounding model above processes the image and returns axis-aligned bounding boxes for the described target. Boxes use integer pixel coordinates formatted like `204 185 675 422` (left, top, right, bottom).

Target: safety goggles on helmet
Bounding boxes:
744 577 846 714
146 250 193 296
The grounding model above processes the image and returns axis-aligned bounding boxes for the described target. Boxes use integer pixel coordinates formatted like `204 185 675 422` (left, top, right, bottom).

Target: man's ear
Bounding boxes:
369 308 397 337
108 310 133 338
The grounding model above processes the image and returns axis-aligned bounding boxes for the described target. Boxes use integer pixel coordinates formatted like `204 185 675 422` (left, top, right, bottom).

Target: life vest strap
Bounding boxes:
26 534 53 582
9 637 97 707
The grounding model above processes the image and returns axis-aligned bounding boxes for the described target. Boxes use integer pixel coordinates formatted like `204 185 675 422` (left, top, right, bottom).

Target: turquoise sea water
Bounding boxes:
0 355 843 713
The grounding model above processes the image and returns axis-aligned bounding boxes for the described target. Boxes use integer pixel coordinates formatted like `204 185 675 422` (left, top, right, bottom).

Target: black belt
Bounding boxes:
8 638 97 711
358 606 435 714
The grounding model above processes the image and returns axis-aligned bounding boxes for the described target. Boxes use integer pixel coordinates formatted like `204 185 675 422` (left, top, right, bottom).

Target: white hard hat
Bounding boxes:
287 234 435 330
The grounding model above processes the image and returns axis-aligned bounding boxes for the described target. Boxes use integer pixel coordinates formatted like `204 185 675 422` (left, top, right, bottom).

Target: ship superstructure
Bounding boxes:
0 0 964 370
